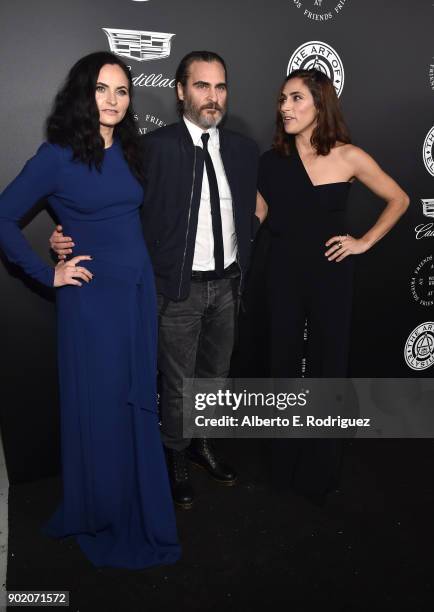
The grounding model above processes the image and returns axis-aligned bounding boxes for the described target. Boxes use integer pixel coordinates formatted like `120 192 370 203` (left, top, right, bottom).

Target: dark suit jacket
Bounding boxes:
141 119 259 301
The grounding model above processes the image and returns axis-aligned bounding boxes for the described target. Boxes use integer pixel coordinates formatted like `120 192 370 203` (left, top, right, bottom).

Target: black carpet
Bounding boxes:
7 439 434 611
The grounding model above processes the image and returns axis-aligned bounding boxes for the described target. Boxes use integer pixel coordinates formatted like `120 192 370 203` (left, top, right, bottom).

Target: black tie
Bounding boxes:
201 132 224 276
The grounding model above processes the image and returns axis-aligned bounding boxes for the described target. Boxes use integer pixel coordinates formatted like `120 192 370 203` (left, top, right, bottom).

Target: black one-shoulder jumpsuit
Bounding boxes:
258 147 354 502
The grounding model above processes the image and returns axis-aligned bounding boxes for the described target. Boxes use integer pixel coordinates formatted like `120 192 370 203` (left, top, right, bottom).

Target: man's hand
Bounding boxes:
50 225 75 260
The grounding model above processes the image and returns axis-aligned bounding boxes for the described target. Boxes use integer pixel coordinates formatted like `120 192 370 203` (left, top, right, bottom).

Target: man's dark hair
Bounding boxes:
174 50 227 116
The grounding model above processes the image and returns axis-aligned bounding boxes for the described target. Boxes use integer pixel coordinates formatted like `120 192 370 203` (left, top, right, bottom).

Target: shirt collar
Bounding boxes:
183 115 219 148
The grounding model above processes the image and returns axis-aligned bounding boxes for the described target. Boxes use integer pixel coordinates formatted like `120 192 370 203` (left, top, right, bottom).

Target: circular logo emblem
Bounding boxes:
134 111 166 135
287 41 344 97
423 126 434 177
429 59 434 92
289 0 349 22
404 322 434 371
410 255 434 307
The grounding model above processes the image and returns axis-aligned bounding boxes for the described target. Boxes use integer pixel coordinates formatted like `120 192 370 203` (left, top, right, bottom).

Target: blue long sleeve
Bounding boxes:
0 142 60 287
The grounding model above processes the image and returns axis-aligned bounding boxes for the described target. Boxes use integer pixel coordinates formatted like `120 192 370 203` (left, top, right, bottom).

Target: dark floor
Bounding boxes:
7 439 434 611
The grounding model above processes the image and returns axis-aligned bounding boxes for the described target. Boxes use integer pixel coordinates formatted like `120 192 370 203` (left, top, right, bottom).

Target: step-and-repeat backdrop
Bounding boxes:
0 0 433 482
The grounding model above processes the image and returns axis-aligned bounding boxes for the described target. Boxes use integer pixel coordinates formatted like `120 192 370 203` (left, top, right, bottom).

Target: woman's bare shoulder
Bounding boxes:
335 143 369 162
333 144 376 173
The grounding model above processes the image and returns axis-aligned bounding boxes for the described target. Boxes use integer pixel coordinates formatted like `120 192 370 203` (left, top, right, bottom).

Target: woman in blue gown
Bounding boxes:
0 52 181 569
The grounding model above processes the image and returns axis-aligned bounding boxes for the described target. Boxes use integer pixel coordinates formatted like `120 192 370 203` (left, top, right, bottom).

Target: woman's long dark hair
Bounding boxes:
46 51 144 182
273 69 351 157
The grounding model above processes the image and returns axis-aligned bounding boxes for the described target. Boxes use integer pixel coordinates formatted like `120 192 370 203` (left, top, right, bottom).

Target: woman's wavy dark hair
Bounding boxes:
273 68 351 157
46 51 144 182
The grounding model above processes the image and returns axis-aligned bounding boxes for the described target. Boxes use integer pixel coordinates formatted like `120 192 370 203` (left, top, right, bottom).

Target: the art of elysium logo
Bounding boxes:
410 255 434 308
404 322 434 371
134 112 166 135
290 0 348 22
423 126 434 177
103 28 175 62
287 41 344 96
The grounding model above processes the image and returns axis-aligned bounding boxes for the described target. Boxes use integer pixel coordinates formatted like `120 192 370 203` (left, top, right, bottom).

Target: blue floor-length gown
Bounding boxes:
0 141 181 569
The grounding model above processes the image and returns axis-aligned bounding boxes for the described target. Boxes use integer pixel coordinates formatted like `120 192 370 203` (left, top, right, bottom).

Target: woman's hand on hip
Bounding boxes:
325 234 369 262
54 255 93 287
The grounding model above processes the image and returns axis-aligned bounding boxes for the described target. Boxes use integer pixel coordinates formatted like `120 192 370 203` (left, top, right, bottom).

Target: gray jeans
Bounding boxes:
157 275 240 451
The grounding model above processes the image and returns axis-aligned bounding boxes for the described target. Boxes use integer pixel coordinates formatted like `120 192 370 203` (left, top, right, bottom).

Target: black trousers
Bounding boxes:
268 252 354 503
157 273 240 451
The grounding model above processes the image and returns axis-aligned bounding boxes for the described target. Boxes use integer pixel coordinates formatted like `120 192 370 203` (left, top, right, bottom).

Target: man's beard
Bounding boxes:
183 97 226 129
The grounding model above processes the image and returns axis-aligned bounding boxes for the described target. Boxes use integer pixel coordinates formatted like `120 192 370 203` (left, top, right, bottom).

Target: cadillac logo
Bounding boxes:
287 41 344 97
422 199 434 218
103 28 175 62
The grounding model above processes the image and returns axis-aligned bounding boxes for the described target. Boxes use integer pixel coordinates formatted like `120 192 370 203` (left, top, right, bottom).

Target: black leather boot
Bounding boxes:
165 448 194 510
187 439 237 486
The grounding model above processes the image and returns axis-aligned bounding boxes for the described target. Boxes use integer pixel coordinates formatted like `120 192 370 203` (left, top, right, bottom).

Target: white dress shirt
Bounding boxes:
183 115 237 271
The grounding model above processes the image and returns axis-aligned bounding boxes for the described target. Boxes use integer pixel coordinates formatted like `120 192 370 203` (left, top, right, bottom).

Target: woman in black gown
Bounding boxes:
256 69 409 502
